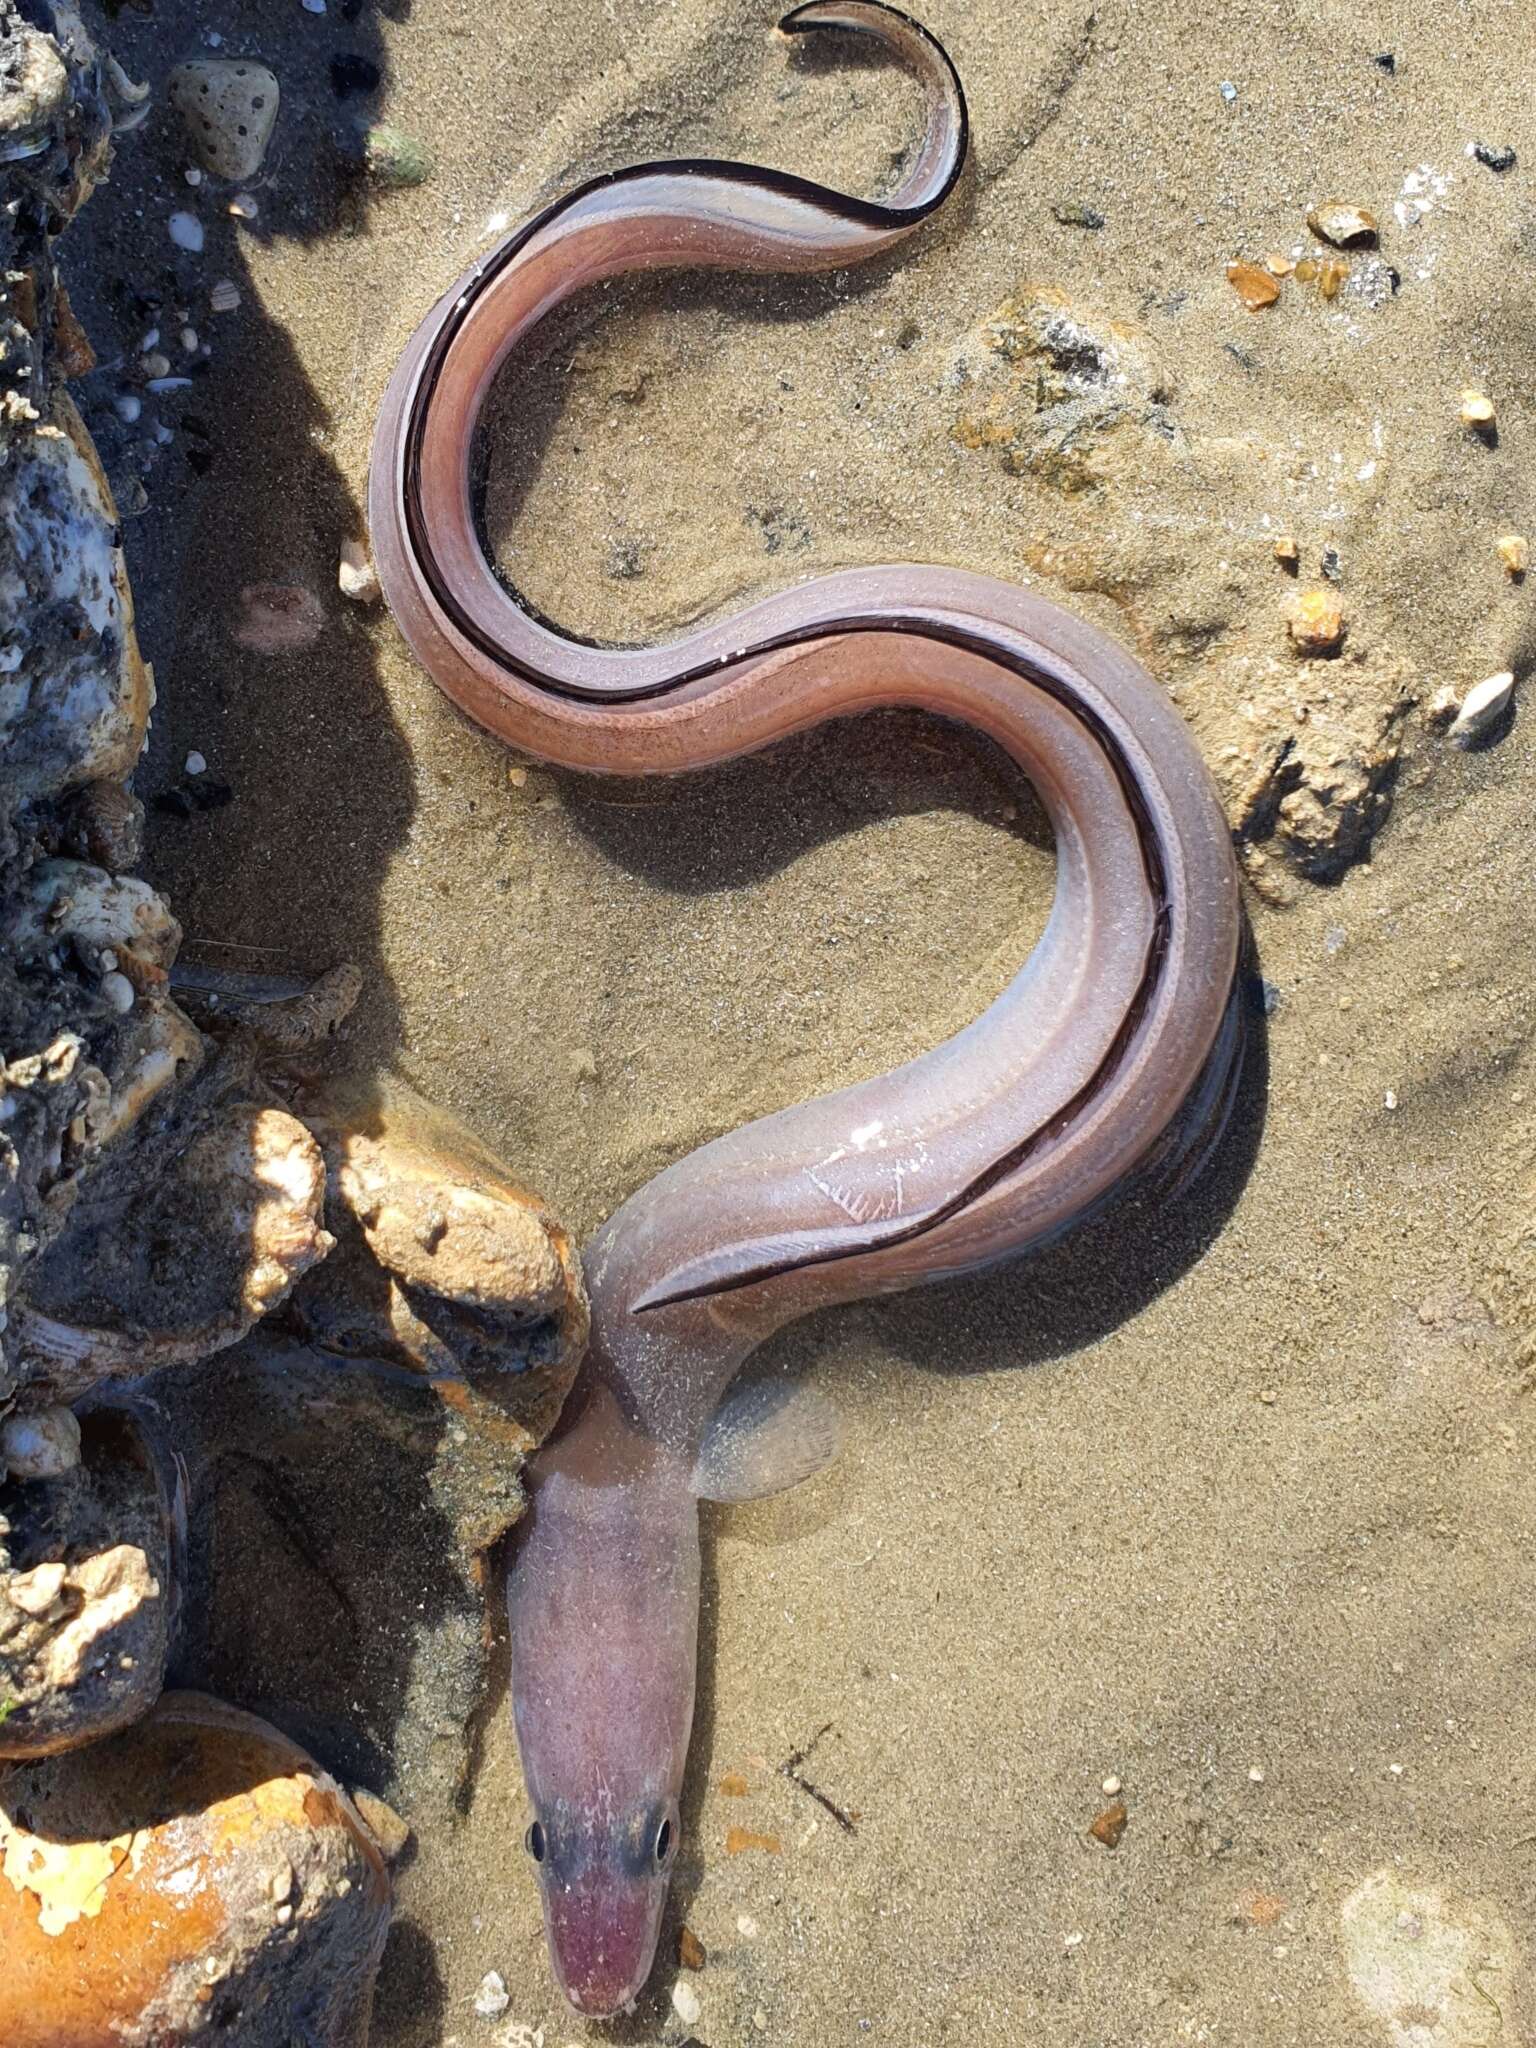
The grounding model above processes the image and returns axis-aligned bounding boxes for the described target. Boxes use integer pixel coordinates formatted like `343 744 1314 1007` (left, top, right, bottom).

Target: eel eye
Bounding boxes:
653 1816 674 1869
526 1820 547 1863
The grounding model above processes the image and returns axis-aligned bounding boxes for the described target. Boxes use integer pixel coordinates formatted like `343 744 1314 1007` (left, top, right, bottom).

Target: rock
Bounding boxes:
1459 389 1496 431
362 123 433 189
337 539 380 604
1285 587 1346 656
1495 533 1527 577
0 1692 392 2046
168 61 280 183
0 1408 177 1758
950 283 1176 493
294 1076 588 1444
1234 673 1413 887
1226 260 1280 310
1472 141 1517 173
13 1100 331 1405
348 1788 411 1863
0 1403 80 1479
1306 201 1378 246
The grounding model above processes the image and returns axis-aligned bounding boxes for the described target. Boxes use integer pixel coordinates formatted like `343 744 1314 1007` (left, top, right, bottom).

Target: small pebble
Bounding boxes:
181 326 199 351
185 751 207 775
1101 1774 1122 1796
114 393 142 424
300 0 327 12
1307 201 1378 247
1447 669 1515 744
168 211 204 254
1264 253 1295 276
1384 1090 1398 1110
1219 80 1238 103
184 166 202 186
363 124 434 189
1089 1802 1128 1848
678 1925 706 1970
338 538 381 604
472 1971 509 2019
672 1979 702 2025
1248 1766 1266 1784
210 279 241 315
0 1404 81 1480
1459 388 1496 430
100 971 136 1014
1226 260 1279 310
1495 533 1528 577
1272 536 1300 568
1051 200 1106 230
736 1913 759 1939
142 351 171 379
1472 141 1517 173
1285 587 1346 656
229 193 260 220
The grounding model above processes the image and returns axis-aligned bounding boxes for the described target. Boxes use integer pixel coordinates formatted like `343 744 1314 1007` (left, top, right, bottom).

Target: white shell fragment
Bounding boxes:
1448 669 1515 745
168 60 280 183
209 277 241 314
167 210 203 254
0 1404 82 1480
338 539 381 604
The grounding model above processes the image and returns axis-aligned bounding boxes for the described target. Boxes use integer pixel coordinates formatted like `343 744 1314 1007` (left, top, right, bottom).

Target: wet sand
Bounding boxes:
70 0 1536 2040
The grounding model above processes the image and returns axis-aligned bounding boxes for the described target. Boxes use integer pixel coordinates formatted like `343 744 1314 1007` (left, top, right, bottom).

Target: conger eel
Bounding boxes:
369 1 1242 2016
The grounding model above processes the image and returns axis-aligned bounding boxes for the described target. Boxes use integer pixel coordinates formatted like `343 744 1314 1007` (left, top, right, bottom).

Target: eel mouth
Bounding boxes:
544 1870 664 2017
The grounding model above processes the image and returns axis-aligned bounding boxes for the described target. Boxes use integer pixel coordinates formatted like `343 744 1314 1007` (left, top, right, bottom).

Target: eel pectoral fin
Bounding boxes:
692 1376 843 1504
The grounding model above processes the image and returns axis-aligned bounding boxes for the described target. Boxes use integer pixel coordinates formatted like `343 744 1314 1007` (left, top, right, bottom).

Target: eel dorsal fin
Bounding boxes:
691 1376 843 1504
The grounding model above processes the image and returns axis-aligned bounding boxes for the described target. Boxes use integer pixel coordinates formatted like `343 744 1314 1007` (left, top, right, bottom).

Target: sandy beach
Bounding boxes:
60 0 1536 2039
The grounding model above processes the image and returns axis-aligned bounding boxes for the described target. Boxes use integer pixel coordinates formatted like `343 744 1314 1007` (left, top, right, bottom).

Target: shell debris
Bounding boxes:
1306 200 1378 246
1447 670 1515 744
1226 260 1279 310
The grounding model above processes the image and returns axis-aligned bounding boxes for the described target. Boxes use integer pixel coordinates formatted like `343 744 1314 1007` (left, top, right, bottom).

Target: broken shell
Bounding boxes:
0 1693 391 2045
1307 201 1378 247
209 277 241 315
1495 533 1528 578
1285 587 1346 656
338 538 381 604
1316 256 1349 300
1 1404 81 1479
1226 260 1279 310
0 1408 180 1758
1447 669 1515 745
1459 389 1496 430
167 60 280 183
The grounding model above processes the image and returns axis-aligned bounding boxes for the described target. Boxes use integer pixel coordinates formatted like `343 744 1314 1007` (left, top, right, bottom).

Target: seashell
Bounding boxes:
167 60 280 183
0 1693 391 2044
1448 669 1515 745
0 1407 181 1758
1306 201 1378 247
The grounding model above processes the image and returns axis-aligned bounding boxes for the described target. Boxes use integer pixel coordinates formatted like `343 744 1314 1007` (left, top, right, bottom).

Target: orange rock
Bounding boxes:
0 1693 391 2047
1234 1889 1286 1928
1226 261 1280 310
1285 586 1346 656
678 1924 707 1969
1088 1801 1128 1848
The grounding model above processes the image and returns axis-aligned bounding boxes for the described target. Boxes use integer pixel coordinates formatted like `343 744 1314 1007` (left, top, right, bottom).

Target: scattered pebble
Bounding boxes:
168 60 280 182
672 1978 702 2025
1495 533 1528 578
1294 253 1350 298
1471 141 1517 173
1052 200 1105 230
234 582 325 654
1248 1765 1266 1784
1263 252 1295 276
1285 587 1346 656
1226 260 1279 310
1101 1774 1122 1796
184 750 206 776
100 970 135 1014
167 211 204 254
113 393 141 424
300 0 327 13
0 1405 81 1480
474 1971 510 2019
209 278 241 315
678 1925 706 1970
1307 201 1378 246
1088 1801 1128 1848
1447 669 1515 745
228 192 260 220
338 537 381 603
736 1913 759 1939
349 1787 412 1862
1425 682 1460 731
1272 535 1300 568
364 124 435 189
1219 80 1238 103
1459 388 1496 431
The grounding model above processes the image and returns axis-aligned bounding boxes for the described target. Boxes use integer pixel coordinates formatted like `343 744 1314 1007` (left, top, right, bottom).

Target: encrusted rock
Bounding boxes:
294 1076 588 1445
0 1692 391 2045
950 283 1176 494
0 1408 176 1757
1285 586 1346 656
13 1100 331 1404
168 60 279 183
